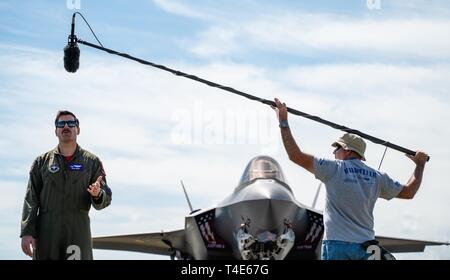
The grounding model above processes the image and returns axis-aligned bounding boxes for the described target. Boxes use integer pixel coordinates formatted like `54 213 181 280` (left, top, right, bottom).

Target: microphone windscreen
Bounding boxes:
64 44 80 73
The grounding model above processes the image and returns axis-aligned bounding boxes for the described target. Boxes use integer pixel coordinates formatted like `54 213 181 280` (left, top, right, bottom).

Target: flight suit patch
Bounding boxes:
68 163 84 171
49 163 60 173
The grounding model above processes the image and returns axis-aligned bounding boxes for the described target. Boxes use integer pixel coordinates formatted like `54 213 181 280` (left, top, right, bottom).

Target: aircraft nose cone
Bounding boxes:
241 180 295 201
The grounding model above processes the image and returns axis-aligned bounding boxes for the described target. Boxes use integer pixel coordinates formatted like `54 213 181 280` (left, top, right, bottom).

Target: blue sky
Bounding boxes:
1 0 450 260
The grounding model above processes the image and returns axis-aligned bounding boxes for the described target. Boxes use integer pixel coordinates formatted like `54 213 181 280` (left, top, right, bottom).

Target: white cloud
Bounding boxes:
186 12 450 60
281 63 450 129
387 0 450 17
151 0 213 20
189 26 240 57
3 0 450 260
2 22 450 259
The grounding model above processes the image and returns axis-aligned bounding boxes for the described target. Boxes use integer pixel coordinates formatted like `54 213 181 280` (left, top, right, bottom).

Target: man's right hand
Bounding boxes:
273 98 288 122
406 150 428 166
21 235 35 258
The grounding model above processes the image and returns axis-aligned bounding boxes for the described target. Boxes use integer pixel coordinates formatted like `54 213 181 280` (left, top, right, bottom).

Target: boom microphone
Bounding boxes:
64 13 80 73
66 14 429 161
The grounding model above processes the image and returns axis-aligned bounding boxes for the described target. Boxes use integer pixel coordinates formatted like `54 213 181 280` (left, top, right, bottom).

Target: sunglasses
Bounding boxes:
333 145 342 153
55 120 78 128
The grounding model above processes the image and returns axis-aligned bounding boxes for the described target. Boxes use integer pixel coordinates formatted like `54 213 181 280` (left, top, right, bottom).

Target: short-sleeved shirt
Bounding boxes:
313 157 403 243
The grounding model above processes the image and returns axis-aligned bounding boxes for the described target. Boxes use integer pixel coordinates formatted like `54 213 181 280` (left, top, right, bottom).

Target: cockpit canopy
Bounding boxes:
238 156 288 187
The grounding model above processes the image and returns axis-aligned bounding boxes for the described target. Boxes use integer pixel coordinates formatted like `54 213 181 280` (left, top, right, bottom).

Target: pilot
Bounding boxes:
20 110 112 260
272 98 428 260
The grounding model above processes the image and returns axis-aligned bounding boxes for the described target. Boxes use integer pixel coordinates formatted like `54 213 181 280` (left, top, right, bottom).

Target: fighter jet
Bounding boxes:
93 156 448 260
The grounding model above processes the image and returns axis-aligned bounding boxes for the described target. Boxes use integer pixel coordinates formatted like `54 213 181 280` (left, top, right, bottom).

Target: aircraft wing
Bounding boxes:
375 235 449 253
93 229 186 256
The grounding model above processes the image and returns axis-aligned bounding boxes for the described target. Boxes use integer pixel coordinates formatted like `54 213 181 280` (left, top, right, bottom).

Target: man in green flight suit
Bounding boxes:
20 110 112 260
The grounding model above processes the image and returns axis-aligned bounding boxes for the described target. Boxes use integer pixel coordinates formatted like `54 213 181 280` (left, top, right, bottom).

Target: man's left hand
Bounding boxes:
87 175 102 198
406 150 428 166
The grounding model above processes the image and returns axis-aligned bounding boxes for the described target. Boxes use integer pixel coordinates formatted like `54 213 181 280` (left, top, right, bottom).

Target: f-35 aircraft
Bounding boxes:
93 156 448 259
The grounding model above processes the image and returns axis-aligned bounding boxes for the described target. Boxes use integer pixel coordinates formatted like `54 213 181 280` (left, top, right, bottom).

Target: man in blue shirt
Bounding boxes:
273 98 428 260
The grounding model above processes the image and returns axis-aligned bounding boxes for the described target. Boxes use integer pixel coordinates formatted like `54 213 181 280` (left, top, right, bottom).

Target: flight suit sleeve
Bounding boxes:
20 158 42 238
90 158 112 210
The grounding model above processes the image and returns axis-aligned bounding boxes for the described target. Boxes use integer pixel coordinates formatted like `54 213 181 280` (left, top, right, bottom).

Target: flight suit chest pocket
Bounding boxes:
68 162 91 187
68 162 92 209
42 159 62 185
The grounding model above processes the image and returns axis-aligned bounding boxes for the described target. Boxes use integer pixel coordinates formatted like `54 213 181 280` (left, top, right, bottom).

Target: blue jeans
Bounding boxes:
321 240 369 260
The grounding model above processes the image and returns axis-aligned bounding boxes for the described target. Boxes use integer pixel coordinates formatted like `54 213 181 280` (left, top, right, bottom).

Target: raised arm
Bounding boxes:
274 98 314 174
396 150 428 199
